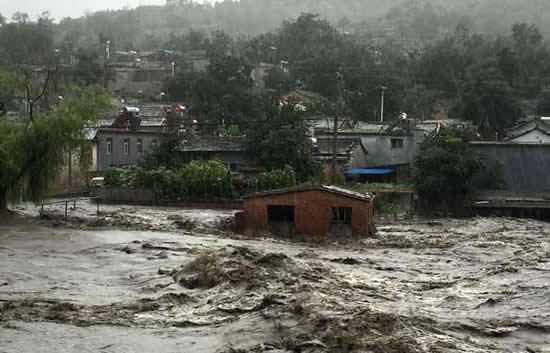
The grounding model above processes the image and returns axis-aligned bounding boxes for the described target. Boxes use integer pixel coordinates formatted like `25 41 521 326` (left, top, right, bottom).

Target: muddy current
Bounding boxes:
1 203 550 353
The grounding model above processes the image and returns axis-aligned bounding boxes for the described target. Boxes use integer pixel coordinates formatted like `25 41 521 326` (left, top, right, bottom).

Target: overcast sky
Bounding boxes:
0 0 213 21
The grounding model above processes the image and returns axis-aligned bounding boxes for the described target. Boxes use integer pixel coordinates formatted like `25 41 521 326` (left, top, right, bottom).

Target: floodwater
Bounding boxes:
1 206 550 353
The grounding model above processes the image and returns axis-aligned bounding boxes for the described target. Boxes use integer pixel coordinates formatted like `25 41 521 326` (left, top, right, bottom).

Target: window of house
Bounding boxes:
331 207 352 225
106 138 112 155
124 138 130 155
391 138 404 149
137 138 143 153
151 139 158 149
267 205 295 223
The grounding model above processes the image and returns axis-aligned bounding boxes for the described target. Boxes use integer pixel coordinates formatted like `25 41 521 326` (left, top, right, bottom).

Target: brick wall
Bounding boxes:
242 190 373 237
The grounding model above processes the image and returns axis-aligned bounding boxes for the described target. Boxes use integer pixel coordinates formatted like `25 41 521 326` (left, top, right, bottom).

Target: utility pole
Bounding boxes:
331 115 338 185
379 85 387 122
330 71 345 185
102 40 110 89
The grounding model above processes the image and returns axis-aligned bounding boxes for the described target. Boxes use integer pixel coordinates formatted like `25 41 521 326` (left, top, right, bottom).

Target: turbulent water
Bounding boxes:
1 206 549 353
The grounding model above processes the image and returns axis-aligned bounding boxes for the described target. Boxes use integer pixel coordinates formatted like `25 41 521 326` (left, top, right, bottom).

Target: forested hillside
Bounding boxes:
8 0 547 52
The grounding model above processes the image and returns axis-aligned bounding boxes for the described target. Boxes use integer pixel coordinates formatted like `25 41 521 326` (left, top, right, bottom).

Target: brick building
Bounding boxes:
237 185 375 237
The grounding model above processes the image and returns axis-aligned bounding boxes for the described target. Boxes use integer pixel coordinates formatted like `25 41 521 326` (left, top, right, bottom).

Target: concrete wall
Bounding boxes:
91 188 155 203
472 143 550 193
96 131 163 171
50 144 97 195
242 190 373 236
360 135 417 168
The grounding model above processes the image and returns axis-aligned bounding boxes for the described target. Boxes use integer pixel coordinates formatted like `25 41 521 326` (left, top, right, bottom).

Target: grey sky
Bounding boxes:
0 0 214 21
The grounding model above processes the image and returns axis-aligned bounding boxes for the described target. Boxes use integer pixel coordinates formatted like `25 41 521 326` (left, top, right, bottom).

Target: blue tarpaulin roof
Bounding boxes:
344 168 393 175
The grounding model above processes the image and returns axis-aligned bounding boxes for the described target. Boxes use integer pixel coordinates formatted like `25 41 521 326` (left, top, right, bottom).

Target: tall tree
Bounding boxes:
0 80 110 210
412 126 486 211
247 96 319 181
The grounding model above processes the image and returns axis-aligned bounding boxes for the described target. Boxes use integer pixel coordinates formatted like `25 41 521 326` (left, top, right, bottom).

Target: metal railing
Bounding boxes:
39 197 101 221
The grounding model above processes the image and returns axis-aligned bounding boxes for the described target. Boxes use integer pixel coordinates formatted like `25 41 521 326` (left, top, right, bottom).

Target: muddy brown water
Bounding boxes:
1 211 550 353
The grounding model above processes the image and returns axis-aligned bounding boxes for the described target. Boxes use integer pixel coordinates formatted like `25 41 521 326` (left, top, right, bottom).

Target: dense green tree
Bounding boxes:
0 17 54 69
72 48 104 86
165 55 258 131
458 59 523 137
247 97 319 181
0 71 24 115
412 126 485 211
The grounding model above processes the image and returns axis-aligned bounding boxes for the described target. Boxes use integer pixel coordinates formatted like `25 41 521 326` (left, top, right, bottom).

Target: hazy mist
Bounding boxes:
0 0 215 20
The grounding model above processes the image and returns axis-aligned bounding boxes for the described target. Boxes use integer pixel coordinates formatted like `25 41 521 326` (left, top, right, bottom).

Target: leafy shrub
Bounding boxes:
180 160 234 198
256 165 297 191
129 160 234 199
104 168 127 187
412 126 494 210
373 196 397 217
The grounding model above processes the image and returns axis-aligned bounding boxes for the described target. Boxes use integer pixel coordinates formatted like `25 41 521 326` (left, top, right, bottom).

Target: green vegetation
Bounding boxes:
247 97 320 182
105 163 303 199
0 84 110 209
256 166 297 191
105 160 234 199
104 168 129 187
412 126 492 211
373 197 398 218
45 1 550 47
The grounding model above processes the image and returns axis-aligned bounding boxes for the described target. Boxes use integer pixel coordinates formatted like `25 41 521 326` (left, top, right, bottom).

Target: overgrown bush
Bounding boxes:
373 196 397 217
127 160 234 199
104 168 128 187
256 165 297 191
180 160 234 198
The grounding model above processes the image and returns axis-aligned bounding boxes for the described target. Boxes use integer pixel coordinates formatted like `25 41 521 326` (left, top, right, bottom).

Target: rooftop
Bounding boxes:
244 184 374 202
178 136 247 152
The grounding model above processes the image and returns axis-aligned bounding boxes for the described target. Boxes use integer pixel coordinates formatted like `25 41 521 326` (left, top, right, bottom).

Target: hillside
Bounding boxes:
51 0 550 51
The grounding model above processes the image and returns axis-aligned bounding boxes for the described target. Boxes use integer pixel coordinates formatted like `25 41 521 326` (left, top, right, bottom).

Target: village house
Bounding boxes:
177 136 256 176
236 185 375 237
312 119 466 184
94 127 166 171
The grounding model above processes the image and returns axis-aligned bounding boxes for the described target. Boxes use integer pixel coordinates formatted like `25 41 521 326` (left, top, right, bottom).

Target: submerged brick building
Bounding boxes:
236 185 375 237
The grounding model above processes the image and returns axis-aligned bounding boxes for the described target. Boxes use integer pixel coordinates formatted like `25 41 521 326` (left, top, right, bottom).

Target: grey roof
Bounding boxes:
505 117 550 140
178 136 247 152
244 184 374 202
94 127 166 136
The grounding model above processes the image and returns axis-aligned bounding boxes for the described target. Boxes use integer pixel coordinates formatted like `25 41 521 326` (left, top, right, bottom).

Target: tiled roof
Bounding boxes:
178 136 247 152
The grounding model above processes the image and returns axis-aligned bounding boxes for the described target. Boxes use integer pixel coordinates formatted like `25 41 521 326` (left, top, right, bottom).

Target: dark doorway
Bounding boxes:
331 207 352 235
267 205 295 235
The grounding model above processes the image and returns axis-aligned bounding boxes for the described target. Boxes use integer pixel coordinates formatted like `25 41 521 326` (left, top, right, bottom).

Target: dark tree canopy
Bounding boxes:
412 127 487 211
